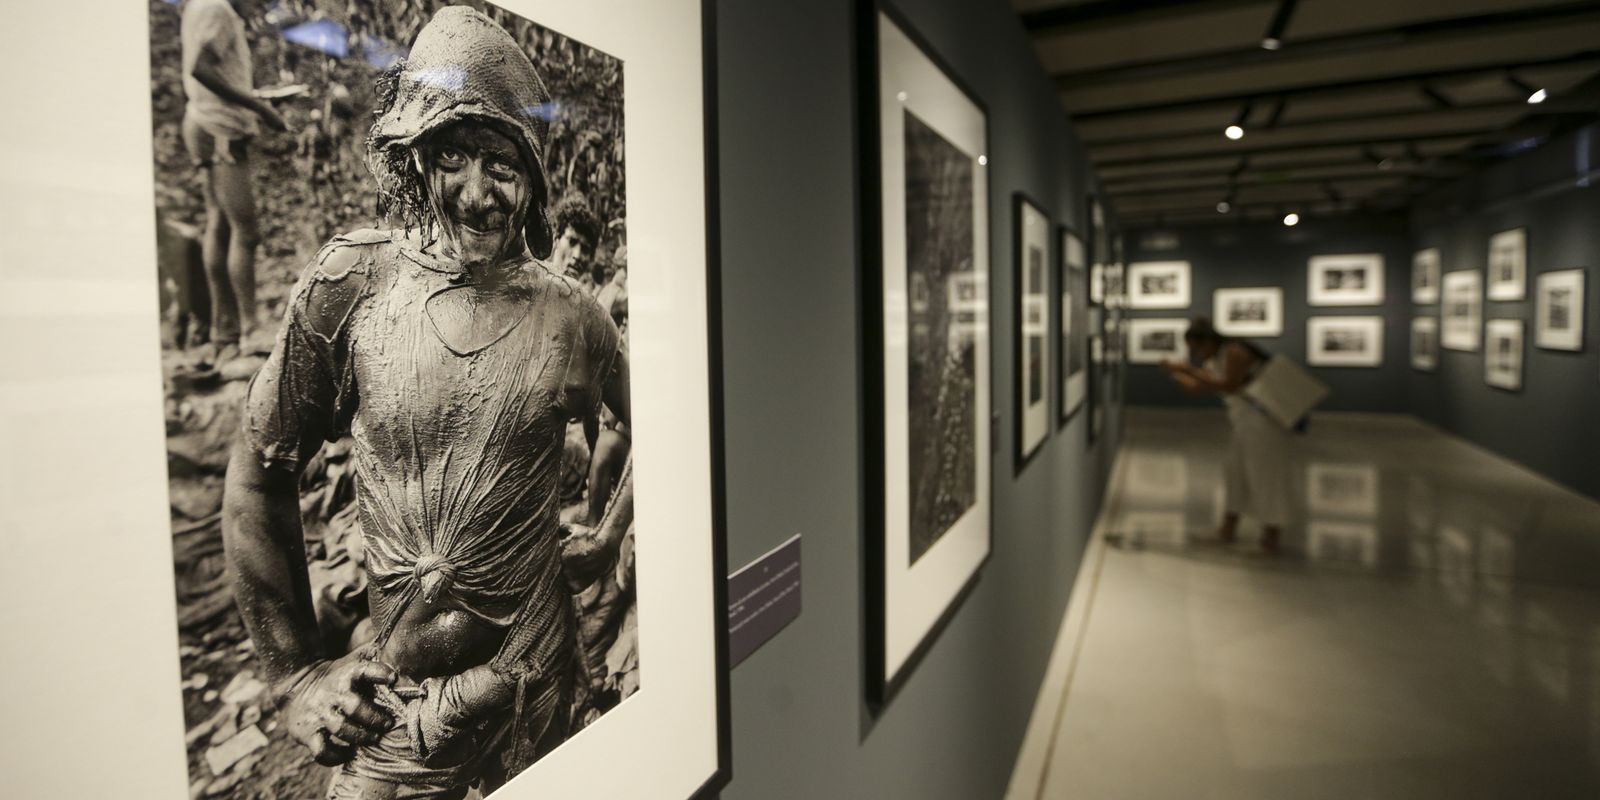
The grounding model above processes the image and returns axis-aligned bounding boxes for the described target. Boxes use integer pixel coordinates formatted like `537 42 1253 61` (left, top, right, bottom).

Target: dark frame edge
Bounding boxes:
1013 191 1052 476
1056 222 1087 429
692 0 733 796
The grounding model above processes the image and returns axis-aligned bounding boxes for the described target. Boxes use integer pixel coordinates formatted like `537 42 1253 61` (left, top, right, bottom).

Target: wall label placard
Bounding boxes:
728 534 803 667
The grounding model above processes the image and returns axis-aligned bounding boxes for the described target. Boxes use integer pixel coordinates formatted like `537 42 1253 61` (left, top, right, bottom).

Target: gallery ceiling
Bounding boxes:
1012 0 1600 227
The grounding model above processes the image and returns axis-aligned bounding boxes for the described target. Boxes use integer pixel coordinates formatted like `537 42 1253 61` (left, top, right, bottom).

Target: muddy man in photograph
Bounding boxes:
222 7 631 798
1160 316 1290 554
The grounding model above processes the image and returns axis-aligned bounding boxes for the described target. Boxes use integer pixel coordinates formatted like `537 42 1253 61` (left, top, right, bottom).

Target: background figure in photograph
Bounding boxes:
1160 317 1291 553
181 0 289 365
222 8 630 798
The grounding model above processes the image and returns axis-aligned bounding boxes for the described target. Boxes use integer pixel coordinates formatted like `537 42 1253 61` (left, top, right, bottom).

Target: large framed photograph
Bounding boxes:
1487 228 1527 301
1213 287 1283 337
1127 261 1192 309
1014 194 1051 470
860 4 992 705
1411 317 1439 372
1308 253 1385 306
1442 270 1483 351
1485 319 1525 391
1535 269 1585 352
1128 318 1188 365
138 2 730 798
1307 316 1384 367
1059 227 1088 424
1412 248 1441 304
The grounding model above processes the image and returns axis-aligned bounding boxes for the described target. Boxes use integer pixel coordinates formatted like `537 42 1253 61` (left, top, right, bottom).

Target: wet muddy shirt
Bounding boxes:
245 229 621 674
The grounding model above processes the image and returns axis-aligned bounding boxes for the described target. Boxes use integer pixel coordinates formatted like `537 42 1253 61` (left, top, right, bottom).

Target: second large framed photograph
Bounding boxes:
1014 194 1052 470
861 3 992 705
1060 227 1088 424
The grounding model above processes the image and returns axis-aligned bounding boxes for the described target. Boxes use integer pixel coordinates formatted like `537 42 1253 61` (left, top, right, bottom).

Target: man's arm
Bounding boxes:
562 350 634 588
191 43 287 131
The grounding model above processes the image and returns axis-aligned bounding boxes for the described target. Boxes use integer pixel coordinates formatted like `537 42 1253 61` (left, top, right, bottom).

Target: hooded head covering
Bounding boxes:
368 6 555 258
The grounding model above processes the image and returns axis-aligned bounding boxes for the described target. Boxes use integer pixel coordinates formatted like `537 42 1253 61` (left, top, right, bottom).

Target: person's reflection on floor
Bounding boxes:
1159 317 1291 554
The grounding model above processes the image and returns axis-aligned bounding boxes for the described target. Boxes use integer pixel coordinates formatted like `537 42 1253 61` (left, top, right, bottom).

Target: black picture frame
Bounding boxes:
1014 191 1053 474
857 0 994 710
1058 223 1088 429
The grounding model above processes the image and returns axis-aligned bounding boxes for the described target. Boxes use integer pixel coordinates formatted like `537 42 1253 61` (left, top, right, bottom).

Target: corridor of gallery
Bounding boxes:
1011 408 1600 800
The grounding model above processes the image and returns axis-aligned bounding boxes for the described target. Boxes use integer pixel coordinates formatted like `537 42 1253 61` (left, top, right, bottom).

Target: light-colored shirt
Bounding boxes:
181 0 258 139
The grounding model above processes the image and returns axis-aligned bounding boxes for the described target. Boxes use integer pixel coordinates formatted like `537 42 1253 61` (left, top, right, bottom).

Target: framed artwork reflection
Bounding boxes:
859 1 992 706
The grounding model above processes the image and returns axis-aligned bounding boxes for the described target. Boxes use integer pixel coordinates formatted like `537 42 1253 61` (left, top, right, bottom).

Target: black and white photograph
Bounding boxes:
1128 318 1188 364
1488 228 1528 301
1014 194 1051 469
1307 462 1379 517
1535 268 1586 351
1307 316 1384 367
1411 317 1439 371
865 7 992 704
1485 319 1524 391
1412 247 1441 304
1308 254 1385 306
1212 287 1283 337
143 1 727 797
1060 228 1088 423
1127 261 1191 309
1442 269 1483 351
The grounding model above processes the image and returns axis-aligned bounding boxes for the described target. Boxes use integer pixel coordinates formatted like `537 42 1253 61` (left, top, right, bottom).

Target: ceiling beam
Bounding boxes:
1108 171 1421 198
1078 100 1520 147
1092 131 1482 169
1045 2 1600 89
1020 0 1268 34
1067 50 1600 118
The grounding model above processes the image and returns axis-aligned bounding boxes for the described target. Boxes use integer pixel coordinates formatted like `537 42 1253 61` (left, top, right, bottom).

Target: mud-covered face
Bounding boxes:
549 225 593 281
420 121 534 269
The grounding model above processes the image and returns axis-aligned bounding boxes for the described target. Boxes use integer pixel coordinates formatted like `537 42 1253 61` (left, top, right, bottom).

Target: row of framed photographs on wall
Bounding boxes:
1126 316 1387 367
1124 253 1388 311
1410 267 1588 391
861 5 1127 706
1411 228 1529 304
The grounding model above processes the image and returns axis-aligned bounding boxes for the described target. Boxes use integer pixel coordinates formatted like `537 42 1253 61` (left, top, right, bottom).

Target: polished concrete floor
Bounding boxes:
1036 408 1600 800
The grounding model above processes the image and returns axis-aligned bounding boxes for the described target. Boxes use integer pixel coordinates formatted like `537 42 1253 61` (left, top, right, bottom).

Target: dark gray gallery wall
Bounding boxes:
1123 215 1413 412
714 1 1120 797
1409 124 1600 501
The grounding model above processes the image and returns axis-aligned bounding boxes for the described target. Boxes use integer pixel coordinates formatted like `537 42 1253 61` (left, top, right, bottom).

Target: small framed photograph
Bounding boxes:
1059 228 1088 423
1127 318 1188 364
1412 248 1441 304
1014 194 1052 470
1411 317 1439 371
1441 270 1483 351
1535 269 1585 351
1127 261 1192 309
1487 228 1527 301
1307 316 1384 367
1309 253 1385 306
1212 287 1283 337
1485 319 1524 391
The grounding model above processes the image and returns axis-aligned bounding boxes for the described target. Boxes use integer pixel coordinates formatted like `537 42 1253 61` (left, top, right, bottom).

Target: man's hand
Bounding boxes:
560 522 612 591
279 654 399 766
255 103 289 133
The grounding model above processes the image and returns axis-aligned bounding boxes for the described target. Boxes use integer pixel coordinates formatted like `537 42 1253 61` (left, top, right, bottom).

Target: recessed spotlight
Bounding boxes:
896 91 908 102
1283 212 1300 226
978 155 988 166
1527 88 1548 104
1216 200 1232 213
1261 37 1282 51
1377 158 1393 171
1224 125 1245 140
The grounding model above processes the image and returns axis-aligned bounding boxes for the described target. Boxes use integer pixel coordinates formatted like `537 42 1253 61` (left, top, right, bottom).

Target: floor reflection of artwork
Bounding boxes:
1118 511 1187 547
904 110 977 564
1308 520 1378 568
1125 452 1187 503
1306 463 1379 517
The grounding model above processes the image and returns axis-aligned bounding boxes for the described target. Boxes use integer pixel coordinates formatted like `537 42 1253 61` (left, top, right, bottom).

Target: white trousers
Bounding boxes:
1223 400 1293 528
